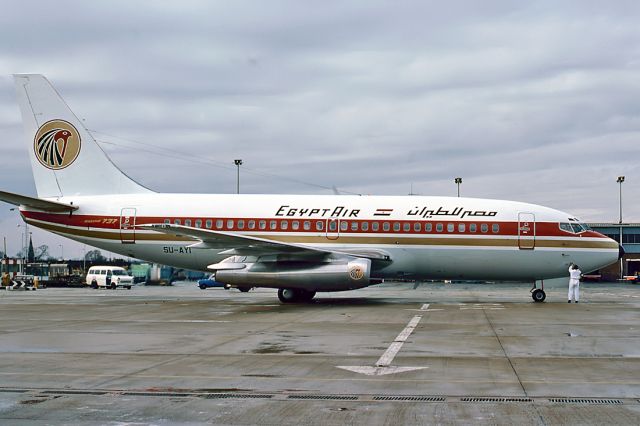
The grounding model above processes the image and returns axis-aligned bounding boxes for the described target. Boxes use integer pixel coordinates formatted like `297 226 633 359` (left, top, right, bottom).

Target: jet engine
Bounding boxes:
213 257 372 292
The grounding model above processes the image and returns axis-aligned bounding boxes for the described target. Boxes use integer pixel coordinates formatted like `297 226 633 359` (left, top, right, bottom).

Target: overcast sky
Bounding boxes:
1 1 639 259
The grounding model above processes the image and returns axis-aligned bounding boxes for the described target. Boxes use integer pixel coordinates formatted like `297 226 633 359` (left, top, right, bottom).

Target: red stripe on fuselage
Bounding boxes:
20 211 608 240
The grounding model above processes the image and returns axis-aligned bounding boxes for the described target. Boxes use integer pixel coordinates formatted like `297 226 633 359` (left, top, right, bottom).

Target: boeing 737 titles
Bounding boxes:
0 75 622 303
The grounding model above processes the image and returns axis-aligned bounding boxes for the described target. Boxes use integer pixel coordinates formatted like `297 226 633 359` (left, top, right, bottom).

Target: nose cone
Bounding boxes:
619 244 626 260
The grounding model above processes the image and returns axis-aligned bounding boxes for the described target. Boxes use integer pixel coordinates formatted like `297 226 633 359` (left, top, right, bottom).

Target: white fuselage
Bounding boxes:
22 193 620 282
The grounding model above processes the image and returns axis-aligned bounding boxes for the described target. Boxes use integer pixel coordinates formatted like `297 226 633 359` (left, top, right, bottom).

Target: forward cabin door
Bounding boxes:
518 212 535 250
120 208 137 244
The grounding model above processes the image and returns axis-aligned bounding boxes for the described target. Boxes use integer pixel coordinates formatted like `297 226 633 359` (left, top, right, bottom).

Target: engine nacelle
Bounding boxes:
214 258 372 291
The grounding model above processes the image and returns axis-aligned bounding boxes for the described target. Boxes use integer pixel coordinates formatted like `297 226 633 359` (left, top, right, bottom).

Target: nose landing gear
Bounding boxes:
531 280 546 302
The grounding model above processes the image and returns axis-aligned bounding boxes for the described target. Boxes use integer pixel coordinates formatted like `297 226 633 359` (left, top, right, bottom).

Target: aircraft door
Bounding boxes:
120 208 137 244
518 212 535 250
326 218 340 240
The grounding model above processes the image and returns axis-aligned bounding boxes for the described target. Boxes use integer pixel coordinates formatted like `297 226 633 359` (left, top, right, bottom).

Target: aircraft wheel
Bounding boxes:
278 288 296 303
277 288 315 303
238 286 251 293
298 290 316 302
532 289 546 303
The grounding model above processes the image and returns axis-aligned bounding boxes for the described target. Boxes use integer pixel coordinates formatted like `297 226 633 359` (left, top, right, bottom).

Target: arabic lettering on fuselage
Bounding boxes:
273 205 498 219
407 206 498 219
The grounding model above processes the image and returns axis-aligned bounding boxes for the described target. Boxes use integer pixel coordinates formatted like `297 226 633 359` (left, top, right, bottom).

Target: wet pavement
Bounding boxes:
0 280 639 425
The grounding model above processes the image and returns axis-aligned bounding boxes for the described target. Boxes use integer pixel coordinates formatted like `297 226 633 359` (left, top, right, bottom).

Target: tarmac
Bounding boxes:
0 279 639 425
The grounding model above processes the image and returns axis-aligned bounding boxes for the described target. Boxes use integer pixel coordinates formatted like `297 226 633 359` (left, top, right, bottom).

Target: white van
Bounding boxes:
86 266 133 289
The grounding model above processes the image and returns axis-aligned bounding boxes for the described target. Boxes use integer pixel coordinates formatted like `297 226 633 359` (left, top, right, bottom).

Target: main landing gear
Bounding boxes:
530 280 546 302
277 288 316 303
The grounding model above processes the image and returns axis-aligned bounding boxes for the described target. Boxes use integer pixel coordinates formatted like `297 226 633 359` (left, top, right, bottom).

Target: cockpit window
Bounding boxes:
560 222 590 234
560 223 573 233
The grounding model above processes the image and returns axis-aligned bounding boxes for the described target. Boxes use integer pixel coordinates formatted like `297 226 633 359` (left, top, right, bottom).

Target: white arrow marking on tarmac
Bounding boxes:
337 304 429 376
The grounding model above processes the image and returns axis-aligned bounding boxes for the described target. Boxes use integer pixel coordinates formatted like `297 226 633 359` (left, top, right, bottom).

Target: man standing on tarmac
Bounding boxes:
568 263 582 303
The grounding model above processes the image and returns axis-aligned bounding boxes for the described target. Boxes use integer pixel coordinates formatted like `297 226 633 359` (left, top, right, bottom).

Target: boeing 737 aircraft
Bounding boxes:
1 75 622 303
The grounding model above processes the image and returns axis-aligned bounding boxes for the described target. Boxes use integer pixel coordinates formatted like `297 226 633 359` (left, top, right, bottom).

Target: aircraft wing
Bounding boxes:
142 224 391 261
0 190 78 212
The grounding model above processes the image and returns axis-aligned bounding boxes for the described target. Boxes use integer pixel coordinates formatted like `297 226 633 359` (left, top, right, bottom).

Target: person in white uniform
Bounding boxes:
568 263 582 303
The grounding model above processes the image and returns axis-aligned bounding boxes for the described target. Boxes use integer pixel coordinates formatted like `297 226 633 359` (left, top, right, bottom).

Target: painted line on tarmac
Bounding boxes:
337 303 429 375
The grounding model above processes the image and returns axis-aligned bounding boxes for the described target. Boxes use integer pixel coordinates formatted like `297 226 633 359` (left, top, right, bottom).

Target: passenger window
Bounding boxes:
292 221 299 230
195 220 202 228
281 220 288 230
481 224 488 233
372 222 379 232
492 224 500 233
425 223 432 232
185 219 192 227
270 220 277 230
227 219 234 229
383 222 390 231
458 223 465 233
340 221 348 231
351 222 359 231
447 223 454 232
361 222 369 231
303 221 311 231
469 223 477 233
174 219 181 225
403 223 410 232
414 223 421 232
393 222 401 232
436 223 443 232
316 221 324 231
205 220 212 229
329 221 337 231
259 220 267 230
237 220 245 229
248 220 256 229
164 219 170 224
216 219 223 229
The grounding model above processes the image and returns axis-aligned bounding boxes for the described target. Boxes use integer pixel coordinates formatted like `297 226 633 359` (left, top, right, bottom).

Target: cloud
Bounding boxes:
1 0 639 258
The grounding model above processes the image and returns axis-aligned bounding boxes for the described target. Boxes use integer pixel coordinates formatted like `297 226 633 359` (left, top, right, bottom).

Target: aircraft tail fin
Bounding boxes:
13 74 152 198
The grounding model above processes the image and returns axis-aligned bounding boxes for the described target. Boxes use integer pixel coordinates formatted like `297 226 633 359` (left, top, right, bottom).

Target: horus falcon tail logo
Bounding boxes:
34 120 81 170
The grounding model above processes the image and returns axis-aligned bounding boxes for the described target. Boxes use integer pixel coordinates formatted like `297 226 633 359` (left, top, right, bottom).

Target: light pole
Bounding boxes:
1 236 6 276
454 177 462 197
617 176 625 224
59 244 64 261
617 176 625 279
234 159 243 194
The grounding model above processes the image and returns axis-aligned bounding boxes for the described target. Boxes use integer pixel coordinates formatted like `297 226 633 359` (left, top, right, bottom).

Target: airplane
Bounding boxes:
1 74 623 303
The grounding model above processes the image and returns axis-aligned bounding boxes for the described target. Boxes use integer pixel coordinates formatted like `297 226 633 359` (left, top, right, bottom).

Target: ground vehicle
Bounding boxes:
197 275 251 291
197 275 228 290
86 266 133 289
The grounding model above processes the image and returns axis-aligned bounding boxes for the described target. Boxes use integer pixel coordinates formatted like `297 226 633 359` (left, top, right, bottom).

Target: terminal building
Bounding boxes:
589 223 640 280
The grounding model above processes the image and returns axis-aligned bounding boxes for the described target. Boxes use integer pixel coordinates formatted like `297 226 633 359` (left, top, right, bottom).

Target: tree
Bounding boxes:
85 250 106 262
34 245 49 261
27 237 35 263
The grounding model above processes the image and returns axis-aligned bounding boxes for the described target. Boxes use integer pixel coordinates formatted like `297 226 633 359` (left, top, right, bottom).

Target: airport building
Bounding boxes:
589 223 640 280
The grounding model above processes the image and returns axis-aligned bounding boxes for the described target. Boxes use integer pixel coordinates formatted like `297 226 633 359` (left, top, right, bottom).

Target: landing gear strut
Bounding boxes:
531 280 546 302
277 288 316 303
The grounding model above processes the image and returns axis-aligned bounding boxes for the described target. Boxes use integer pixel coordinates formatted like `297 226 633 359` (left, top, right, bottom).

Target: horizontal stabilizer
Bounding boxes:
0 190 78 212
